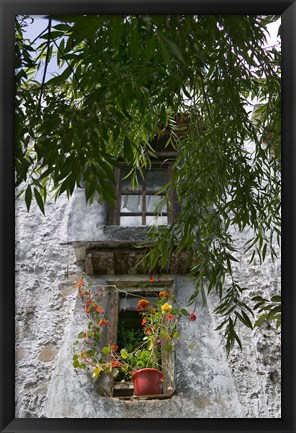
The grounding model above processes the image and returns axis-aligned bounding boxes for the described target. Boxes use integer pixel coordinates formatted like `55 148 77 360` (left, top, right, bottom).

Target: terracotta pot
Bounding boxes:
132 368 164 396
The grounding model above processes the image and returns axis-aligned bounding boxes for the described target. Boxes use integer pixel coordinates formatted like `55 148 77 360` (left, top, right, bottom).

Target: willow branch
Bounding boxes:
36 17 52 116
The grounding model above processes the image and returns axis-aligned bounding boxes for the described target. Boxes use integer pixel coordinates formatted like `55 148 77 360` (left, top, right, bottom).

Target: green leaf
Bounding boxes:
120 349 128 359
181 308 190 317
165 39 185 63
33 188 45 215
144 36 156 63
254 314 268 327
130 27 139 62
160 105 167 128
235 311 253 330
251 296 267 302
25 185 32 211
45 66 72 86
102 346 111 355
262 243 267 261
215 317 228 331
158 38 171 65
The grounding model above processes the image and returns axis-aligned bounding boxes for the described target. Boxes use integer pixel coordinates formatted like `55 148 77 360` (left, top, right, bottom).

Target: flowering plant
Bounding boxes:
72 277 197 382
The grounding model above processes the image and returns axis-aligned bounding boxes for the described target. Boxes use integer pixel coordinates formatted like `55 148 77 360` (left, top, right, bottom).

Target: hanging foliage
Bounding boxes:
15 15 281 352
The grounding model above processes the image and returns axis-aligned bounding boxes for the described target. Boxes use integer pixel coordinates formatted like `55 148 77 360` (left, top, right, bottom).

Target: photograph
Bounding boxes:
1 1 295 432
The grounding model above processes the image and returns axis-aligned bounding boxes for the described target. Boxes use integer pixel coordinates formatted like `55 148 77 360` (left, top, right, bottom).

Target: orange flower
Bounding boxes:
79 290 84 297
112 344 119 352
167 315 174 321
94 305 104 314
86 299 92 305
142 318 147 326
159 291 169 297
84 307 91 313
76 279 84 288
98 319 109 327
111 360 120 368
138 299 150 309
144 327 152 335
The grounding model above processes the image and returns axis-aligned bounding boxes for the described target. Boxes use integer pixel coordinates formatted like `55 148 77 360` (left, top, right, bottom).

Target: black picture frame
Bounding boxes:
0 1 295 432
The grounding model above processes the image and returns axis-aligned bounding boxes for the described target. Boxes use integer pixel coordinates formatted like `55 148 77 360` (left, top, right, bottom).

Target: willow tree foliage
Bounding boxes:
15 15 281 352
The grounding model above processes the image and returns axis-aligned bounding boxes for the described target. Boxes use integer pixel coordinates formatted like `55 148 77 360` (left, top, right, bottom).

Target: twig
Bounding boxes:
36 17 52 116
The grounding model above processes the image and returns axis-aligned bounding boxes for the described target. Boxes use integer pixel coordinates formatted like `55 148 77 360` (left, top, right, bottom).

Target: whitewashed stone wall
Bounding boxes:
15 191 281 418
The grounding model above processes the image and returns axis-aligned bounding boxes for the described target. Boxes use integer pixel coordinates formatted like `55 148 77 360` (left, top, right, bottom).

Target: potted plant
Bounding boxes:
72 278 197 397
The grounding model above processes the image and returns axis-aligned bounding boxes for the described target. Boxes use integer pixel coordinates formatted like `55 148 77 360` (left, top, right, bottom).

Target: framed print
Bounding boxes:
1 1 295 432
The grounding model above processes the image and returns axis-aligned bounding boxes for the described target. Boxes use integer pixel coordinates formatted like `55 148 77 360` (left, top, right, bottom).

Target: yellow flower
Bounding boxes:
161 303 173 314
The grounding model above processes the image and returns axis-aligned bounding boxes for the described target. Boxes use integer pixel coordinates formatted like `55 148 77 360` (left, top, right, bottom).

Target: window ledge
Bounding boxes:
116 392 175 400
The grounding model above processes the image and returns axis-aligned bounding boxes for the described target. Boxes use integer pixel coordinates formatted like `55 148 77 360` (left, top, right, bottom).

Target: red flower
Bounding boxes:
149 276 156 282
94 305 104 314
79 290 84 297
83 332 87 338
167 315 174 321
98 319 109 327
142 318 147 326
111 360 120 368
112 344 119 352
190 312 197 321
84 307 90 313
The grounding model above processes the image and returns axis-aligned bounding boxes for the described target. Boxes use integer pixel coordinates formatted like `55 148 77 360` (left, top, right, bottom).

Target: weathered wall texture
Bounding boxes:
209 226 281 418
15 190 281 418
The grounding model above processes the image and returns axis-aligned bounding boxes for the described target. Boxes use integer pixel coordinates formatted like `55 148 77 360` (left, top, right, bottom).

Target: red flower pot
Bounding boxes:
132 368 164 396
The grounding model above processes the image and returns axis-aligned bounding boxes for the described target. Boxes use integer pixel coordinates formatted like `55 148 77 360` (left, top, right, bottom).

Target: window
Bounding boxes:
110 162 176 226
101 278 176 399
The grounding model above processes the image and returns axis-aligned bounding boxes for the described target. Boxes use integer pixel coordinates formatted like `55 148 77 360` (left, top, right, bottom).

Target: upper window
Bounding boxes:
110 162 176 226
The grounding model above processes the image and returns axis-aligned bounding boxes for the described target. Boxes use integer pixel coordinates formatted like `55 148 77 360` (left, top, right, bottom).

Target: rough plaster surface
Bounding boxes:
15 191 281 418
208 227 281 418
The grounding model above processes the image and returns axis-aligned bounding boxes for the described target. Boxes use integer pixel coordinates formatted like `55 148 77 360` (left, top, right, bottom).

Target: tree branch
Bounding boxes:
36 17 52 116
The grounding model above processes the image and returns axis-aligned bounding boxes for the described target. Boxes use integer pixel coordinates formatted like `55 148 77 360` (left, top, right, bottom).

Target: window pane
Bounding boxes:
120 216 142 226
146 195 167 213
146 216 168 226
121 169 143 192
121 195 142 213
146 169 167 191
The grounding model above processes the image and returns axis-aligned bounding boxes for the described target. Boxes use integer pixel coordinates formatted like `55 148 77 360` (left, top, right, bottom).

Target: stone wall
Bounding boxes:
15 191 281 418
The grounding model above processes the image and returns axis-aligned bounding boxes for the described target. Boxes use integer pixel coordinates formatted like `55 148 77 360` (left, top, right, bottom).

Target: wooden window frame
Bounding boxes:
99 278 176 399
110 160 176 226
